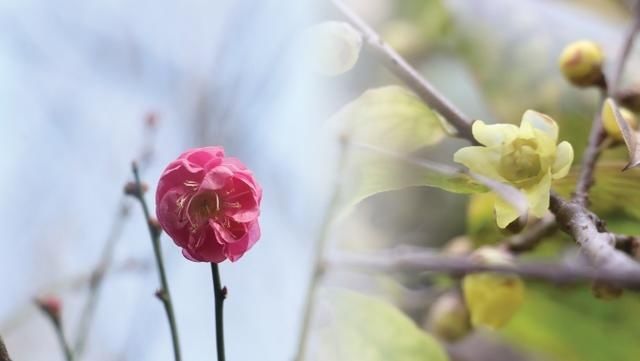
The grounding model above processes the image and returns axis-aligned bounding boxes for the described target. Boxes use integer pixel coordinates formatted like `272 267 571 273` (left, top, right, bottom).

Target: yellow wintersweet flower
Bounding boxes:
454 111 574 228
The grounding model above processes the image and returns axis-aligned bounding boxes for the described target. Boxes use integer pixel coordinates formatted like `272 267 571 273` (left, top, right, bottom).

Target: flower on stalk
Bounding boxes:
454 111 573 228
156 147 262 263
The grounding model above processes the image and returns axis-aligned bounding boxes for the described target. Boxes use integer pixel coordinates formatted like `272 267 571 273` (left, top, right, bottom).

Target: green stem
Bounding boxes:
132 163 182 361
211 263 226 361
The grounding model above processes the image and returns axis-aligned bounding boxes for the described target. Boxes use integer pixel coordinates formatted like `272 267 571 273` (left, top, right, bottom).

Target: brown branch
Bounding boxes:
573 108 607 205
327 249 640 289
330 0 476 142
505 215 558 254
550 196 640 277
0 336 11 361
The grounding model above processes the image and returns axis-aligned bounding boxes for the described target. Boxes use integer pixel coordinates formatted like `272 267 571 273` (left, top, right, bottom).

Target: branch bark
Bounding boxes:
327 248 640 289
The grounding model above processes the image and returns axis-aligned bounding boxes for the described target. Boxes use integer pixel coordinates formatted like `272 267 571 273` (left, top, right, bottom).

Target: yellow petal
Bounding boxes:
524 171 551 217
521 110 559 141
472 120 518 147
551 141 574 179
454 146 505 181
494 196 521 228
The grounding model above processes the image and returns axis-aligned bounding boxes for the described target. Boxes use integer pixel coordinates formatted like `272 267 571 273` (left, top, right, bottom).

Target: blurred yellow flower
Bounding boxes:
454 111 574 228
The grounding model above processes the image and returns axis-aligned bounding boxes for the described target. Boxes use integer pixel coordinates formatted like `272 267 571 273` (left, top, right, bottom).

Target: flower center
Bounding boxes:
186 191 221 229
499 138 542 185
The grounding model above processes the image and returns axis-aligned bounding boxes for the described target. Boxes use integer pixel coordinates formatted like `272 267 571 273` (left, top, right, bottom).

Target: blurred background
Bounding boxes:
1 0 640 360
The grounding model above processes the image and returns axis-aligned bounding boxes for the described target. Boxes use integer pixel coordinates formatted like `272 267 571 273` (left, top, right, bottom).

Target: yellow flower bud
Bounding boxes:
602 106 638 141
454 111 574 228
425 292 471 342
558 40 604 87
462 247 525 329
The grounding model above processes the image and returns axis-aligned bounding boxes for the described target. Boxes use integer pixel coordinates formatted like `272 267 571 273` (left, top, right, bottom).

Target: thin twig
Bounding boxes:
131 163 182 361
505 215 558 254
293 140 348 361
327 248 640 289
573 108 607 205
35 300 73 361
330 0 475 142
0 335 11 361
211 264 226 361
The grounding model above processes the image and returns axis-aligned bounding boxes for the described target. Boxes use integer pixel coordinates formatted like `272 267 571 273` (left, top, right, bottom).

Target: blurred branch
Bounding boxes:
327 248 640 289
1 259 150 336
131 163 182 361
35 298 73 361
0 335 11 361
74 115 158 357
330 0 476 142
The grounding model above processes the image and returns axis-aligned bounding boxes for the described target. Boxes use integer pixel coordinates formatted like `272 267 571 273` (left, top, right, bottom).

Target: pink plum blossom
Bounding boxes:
155 147 262 263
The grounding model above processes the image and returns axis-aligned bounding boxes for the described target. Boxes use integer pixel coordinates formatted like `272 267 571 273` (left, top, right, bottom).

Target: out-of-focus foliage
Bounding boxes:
503 285 640 361
332 86 486 219
315 289 449 361
336 150 486 220
303 21 363 76
331 86 446 152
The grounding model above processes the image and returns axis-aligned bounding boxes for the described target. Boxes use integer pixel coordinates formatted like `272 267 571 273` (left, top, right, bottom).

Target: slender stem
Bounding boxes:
573 106 606 205
132 163 182 361
53 320 74 361
0 335 12 361
210 263 226 361
293 141 348 361
36 303 73 361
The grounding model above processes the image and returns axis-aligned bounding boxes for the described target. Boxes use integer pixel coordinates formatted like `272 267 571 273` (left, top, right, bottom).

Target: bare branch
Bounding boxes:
550 196 640 277
327 248 640 289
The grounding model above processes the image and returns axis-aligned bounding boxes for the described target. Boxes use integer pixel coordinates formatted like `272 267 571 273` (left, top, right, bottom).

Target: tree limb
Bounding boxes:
327 248 640 289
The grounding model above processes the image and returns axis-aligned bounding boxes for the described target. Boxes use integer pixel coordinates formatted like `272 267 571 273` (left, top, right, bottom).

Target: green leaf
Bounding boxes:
315 289 449 361
332 86 447 153
336 149 487 220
